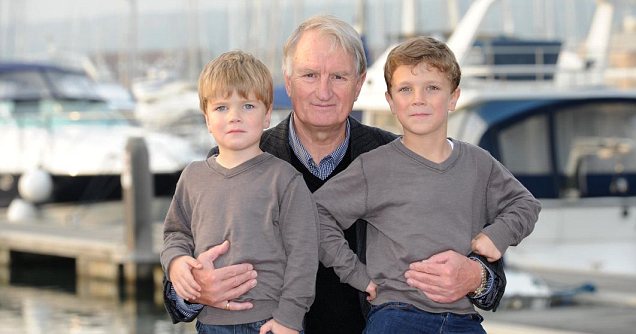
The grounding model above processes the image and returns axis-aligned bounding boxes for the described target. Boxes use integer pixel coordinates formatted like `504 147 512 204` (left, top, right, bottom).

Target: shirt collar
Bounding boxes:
288 114 350 180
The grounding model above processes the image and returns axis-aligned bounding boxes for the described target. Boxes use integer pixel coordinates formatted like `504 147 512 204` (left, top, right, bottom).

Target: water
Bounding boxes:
0 253 195 334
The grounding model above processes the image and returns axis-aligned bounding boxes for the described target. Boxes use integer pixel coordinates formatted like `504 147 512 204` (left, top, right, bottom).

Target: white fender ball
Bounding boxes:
18 169 53 203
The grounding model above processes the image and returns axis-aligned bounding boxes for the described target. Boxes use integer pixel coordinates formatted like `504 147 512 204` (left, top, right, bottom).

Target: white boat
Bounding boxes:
0 62 200 207
354 0 636 299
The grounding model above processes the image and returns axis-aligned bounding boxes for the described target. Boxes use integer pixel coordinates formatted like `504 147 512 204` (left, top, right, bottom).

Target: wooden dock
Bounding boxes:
1 137 171 289
0 199 167 286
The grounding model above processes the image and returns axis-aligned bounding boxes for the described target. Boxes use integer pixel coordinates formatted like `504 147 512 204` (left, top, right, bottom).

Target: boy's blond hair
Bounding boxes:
384 36 461 95
198 50 273 113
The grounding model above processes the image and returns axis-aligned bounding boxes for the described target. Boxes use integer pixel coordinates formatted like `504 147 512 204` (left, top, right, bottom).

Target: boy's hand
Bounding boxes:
366 281 377 301
471 233 502 262
258 319 298 334
168 255 202 301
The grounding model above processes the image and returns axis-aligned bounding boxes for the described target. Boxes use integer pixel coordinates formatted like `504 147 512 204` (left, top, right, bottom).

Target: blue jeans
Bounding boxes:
363 302 486 334
196 319 304 334
196 319 270 334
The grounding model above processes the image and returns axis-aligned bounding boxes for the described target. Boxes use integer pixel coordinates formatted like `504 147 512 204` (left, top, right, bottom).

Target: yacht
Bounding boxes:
0 62 200 207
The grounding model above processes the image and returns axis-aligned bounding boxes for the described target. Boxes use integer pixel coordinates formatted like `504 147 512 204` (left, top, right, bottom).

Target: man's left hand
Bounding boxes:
404 250 481 303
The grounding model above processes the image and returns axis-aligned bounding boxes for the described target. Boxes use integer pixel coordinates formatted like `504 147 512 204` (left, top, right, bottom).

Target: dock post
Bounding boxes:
0 249 8 284
122 136 155 296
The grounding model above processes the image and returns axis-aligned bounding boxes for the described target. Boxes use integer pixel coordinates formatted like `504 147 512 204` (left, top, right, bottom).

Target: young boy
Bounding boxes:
314 36 541 333
161 50 318 334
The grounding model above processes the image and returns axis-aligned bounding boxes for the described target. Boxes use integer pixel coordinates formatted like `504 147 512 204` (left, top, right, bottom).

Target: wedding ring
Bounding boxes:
225 301 230 310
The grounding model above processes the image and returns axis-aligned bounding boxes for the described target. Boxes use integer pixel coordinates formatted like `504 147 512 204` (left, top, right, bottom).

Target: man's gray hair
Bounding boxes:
282 15 367 77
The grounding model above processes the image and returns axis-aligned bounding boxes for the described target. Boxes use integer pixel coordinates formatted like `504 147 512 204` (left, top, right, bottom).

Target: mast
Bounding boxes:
585 0 614 78
446 0 497 66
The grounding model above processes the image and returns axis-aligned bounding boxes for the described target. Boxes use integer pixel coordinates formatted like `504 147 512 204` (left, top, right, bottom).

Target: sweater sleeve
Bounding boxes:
272 174 319 331
482 158 542 254
314 157 371 292
160 169 196 277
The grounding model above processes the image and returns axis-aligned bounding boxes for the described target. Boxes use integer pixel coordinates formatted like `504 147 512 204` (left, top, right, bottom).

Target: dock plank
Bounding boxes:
0 200 168 265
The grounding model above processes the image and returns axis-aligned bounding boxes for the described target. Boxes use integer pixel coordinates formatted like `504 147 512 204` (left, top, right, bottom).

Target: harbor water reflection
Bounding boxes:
0 255 194 334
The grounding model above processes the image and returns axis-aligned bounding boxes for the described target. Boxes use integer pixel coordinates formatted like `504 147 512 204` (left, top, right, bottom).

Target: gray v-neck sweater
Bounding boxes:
316 138 540 315
161 152 319 330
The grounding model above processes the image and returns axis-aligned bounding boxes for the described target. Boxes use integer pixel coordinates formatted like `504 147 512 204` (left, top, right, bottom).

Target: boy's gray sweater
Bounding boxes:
161 153 319 330
316 139 540 315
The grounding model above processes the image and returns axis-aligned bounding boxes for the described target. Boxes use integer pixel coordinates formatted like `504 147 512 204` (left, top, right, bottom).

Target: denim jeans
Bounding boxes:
195 319 304 334
196 319 270 334
363 302 486 334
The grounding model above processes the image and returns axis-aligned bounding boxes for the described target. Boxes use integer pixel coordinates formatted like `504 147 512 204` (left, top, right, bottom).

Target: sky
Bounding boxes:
0 0 601 55
3 0 185 23
0 0 631 83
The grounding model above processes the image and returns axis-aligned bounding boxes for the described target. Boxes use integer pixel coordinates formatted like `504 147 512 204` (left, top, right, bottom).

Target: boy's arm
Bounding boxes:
481 158 541 255
161 178 196 276
272 175 320 331
315 158 371 292
467 155 538 311
161 174 202 322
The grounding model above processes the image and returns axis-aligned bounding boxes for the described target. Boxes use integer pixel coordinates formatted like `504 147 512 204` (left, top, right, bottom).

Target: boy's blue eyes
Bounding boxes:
213 104 256 111
397 86 440 92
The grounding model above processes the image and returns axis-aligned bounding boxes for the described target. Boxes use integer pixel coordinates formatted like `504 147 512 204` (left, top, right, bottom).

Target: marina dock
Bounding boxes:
0 199 167 298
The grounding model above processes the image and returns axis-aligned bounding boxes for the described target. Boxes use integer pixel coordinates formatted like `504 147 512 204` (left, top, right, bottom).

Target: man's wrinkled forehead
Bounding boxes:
294 31 356 70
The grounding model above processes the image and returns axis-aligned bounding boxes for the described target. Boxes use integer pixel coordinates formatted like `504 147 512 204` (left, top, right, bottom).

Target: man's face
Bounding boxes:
284 30 365 131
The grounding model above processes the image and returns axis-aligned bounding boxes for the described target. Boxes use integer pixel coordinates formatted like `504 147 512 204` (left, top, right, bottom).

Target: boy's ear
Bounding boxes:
263 107 272 129
448 87 461 112
385 91 396 115
202 112 212 131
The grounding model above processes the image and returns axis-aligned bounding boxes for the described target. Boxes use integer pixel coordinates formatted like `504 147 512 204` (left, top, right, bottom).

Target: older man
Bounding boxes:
164 15 505 334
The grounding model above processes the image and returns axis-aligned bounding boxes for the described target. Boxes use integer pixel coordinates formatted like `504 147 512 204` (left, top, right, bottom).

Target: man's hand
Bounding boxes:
404 250 481 303
191 240 258 311
258 319 298 334
366 281 377 301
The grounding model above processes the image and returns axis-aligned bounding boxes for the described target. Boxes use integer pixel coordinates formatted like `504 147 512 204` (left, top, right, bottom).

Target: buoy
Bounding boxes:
7 198 38 223
18 168 53 204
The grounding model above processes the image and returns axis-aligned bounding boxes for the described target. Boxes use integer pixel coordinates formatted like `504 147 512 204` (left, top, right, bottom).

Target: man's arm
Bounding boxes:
404 250 505 311
163 276 204 323
467 253 505 311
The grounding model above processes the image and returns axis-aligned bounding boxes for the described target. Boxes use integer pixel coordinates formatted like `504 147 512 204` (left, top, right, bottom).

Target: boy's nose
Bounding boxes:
413 88 428 104
228 109 242 122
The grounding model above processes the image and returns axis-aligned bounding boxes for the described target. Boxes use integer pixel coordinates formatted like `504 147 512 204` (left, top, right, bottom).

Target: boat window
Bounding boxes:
554 102 636 174
554 101 636 197
0 71 50 100
44 70 102 100
498 113 551 174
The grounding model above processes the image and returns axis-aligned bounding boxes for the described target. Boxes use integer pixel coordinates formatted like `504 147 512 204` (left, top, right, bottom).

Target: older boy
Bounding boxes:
161 51 318 334
315 36 541 333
